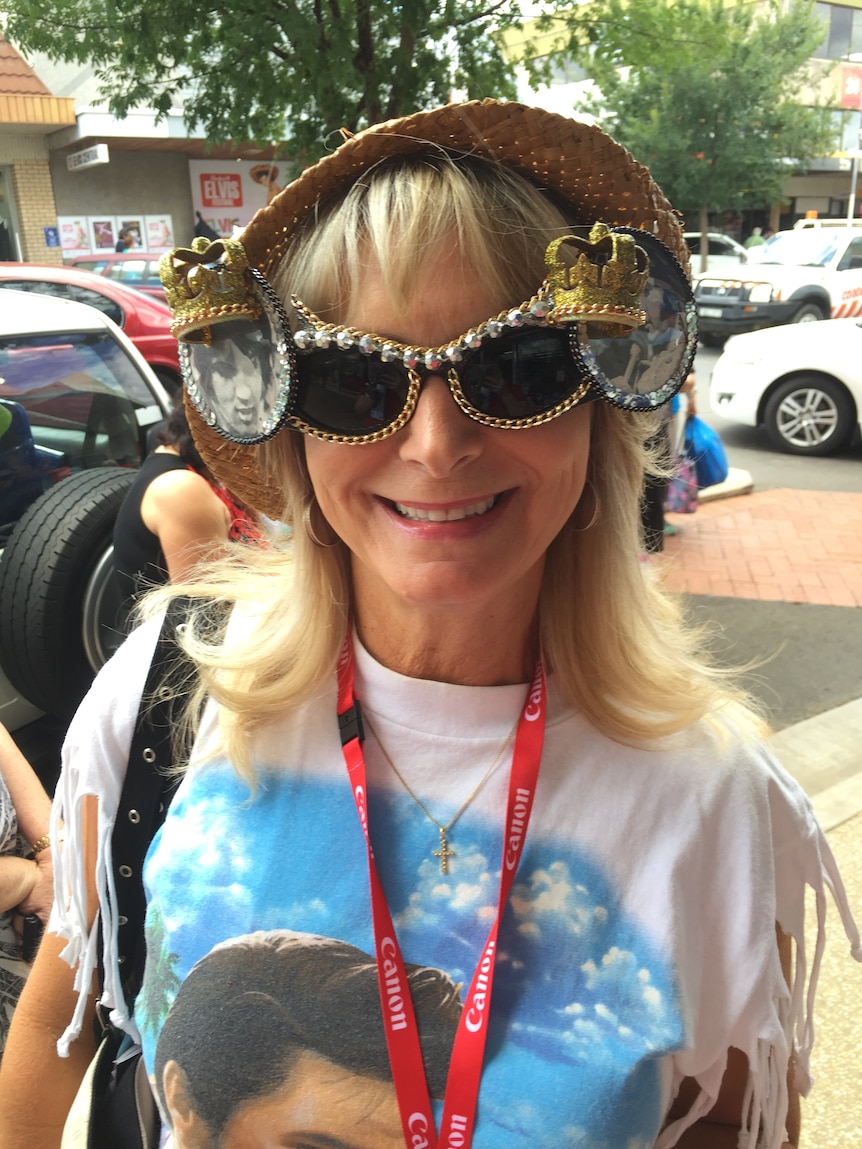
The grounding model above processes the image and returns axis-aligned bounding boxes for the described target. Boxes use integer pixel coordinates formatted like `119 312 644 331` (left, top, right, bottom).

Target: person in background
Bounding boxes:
642 370 698 549
1 100 859 1149
193 211 221 243
744 226 765 248
112 401 260 614
115 227 136 253
0 722 52 1058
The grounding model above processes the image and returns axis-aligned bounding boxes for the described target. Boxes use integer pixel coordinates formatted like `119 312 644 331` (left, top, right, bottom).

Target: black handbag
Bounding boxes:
63 597 224 1149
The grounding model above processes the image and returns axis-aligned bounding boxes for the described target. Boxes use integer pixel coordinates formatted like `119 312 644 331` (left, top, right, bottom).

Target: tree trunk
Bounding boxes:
698 205 710 276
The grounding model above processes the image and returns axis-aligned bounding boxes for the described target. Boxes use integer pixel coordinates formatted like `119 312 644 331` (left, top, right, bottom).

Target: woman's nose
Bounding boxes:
397 373 483 475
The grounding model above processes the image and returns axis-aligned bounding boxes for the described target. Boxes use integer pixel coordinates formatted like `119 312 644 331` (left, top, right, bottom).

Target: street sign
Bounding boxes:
66 144 110 172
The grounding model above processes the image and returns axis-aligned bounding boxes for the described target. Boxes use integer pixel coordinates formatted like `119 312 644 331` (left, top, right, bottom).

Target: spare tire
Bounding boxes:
0 467 136 719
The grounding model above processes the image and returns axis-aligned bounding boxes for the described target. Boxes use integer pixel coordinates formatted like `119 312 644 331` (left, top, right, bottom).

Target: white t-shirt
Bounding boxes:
50 617 861 1149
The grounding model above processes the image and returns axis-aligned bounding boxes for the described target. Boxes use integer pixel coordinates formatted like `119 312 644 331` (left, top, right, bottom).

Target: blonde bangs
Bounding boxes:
274 153 574 320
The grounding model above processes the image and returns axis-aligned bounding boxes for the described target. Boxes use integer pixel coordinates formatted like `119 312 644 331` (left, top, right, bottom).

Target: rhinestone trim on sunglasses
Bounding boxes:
291 289 556 371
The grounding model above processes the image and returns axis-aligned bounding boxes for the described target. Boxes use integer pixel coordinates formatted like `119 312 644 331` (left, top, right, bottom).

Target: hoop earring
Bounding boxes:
571 481 599 533
302 500 338 548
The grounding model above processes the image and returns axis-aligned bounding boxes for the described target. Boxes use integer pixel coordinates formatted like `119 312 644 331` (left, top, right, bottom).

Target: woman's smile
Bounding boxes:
390 494 500 522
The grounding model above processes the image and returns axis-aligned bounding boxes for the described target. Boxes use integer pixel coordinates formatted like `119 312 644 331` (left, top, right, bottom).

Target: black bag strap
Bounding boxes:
109 595 226 1008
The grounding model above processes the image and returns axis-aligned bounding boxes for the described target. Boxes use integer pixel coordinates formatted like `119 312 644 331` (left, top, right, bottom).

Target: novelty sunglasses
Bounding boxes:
173 226 698 446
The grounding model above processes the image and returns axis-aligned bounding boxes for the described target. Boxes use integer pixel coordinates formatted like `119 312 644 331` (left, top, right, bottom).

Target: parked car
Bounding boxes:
793 217 862 229
710 318 862 456
66 251 168 301
0 292 172 730
0 262 181 395
695 227 862 346
683 232 748 276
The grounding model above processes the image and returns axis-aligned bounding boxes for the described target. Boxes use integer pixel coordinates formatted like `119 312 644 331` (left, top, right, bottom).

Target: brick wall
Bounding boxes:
11 160 63 265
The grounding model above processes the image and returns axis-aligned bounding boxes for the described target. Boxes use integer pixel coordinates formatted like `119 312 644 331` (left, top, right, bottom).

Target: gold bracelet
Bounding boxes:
31 834 51 856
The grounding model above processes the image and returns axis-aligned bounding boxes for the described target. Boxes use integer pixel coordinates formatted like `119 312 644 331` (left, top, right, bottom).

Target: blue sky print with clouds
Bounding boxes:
140 761 684 1147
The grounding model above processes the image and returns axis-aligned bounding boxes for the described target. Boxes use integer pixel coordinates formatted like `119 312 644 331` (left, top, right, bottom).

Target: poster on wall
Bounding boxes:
88 216 118 252
58 216 91 258
188 160 285 240
144 215 175 251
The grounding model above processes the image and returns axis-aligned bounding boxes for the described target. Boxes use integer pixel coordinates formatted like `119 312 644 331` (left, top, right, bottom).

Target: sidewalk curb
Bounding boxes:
769 697 862 831
698 467 754 503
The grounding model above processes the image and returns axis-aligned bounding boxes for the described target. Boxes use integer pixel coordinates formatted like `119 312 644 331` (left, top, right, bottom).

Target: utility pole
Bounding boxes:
846 111 862 222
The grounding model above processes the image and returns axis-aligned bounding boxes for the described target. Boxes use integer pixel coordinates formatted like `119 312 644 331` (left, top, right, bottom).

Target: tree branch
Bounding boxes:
450 0 511 28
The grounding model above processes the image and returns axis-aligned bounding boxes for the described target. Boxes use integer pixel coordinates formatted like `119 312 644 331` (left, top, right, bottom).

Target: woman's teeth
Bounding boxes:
393 496 496 522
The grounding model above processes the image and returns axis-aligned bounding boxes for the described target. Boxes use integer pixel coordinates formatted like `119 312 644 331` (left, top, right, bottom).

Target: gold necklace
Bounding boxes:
365 714 519 874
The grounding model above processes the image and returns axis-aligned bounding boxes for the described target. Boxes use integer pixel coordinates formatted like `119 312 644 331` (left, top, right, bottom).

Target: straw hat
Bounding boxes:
187 99 687 519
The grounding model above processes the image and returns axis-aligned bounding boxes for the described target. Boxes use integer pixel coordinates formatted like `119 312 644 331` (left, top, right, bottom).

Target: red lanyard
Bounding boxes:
337 639 546 1149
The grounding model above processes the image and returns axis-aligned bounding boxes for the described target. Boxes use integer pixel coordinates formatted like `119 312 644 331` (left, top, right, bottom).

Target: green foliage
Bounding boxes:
544 0 837 219
1 0 530 167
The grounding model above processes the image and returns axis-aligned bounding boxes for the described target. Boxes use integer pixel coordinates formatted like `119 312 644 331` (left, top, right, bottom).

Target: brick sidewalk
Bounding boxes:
661 488 862 605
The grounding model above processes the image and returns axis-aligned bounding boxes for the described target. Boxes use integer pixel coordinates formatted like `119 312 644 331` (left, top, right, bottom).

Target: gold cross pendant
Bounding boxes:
433 826 455 873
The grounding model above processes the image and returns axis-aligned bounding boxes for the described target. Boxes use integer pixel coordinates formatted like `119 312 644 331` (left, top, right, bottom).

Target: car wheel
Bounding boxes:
699 333 726 349
0 468 135 719
791 302 827 323
763 376 855 456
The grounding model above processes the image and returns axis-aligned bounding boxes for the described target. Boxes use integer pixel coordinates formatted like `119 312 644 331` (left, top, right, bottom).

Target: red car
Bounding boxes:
67 251 168 301
0 262 180 395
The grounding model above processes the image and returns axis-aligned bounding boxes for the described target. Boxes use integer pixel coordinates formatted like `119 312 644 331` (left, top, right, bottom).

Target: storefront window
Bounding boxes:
0 169 21 261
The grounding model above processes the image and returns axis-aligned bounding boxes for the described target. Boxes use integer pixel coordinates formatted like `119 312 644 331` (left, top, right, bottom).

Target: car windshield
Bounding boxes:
750 231 840 267
0 329 156 500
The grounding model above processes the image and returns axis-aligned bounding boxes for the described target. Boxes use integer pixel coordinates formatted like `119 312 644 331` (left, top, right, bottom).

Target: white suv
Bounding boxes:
0 291 172 733
695 227 862 346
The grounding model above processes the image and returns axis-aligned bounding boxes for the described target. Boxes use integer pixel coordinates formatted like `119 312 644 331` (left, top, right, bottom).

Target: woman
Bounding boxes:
113 400 260 612
0 722 52 1059
1 100 859 1149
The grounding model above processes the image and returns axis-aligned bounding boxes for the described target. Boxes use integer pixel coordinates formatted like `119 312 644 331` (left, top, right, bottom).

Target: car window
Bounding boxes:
685 236 702 255
756 231 839 266
708 238 731 256
836 237 862 271
71 259 109 274
0 330 154 482
106 259 145 286
0 280 124 326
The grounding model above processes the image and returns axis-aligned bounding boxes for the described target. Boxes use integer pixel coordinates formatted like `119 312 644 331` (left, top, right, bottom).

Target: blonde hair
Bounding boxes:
145 152 766 779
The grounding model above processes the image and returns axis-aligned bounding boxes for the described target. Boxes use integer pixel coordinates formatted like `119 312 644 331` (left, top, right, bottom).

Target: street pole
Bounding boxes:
847 112 862 222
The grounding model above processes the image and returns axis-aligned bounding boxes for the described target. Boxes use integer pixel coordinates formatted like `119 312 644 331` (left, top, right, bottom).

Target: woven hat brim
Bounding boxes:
189 99 687 520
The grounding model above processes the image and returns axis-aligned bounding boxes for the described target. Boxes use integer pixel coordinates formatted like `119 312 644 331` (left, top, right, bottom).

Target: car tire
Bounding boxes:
791 302 827 323
763 375 856 456
699 333 726 349
0 467 135 719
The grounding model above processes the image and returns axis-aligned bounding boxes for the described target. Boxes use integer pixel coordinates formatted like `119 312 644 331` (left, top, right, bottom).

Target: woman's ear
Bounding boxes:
162 1059 213 1149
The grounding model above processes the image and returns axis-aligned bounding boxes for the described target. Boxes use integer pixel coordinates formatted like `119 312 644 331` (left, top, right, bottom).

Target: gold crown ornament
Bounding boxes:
159 237 262 344
544 224 649 336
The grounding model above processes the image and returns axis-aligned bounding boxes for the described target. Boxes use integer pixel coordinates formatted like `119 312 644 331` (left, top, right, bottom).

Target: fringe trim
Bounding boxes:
52 774 140 1058
657 818 860 1148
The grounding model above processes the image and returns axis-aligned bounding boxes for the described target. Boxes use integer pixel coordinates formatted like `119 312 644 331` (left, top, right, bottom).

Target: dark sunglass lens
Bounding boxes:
294 348 410 435
459 329 581 418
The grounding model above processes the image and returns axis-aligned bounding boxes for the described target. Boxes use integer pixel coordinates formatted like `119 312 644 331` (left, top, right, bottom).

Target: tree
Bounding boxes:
0 0 545 169
539 0 837 264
